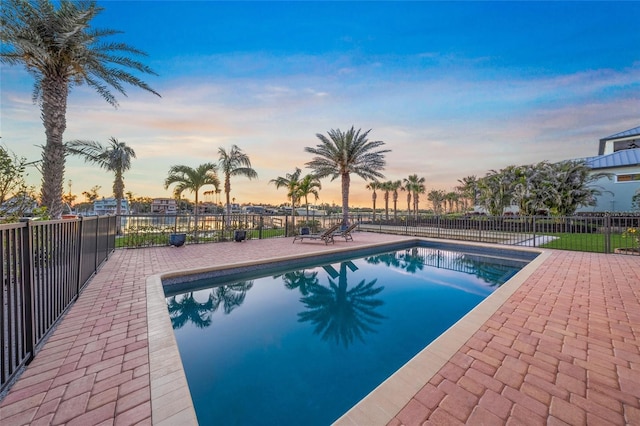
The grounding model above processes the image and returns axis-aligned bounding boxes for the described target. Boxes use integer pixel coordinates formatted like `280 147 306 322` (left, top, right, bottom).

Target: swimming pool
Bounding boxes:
163 241 537 425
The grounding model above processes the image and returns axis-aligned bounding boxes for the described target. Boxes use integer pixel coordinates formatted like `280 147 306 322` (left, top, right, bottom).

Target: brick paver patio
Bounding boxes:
0 233 639 425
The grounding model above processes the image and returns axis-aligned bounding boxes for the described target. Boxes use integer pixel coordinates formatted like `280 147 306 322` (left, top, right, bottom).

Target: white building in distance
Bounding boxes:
93 198 130 215
577 126 640 212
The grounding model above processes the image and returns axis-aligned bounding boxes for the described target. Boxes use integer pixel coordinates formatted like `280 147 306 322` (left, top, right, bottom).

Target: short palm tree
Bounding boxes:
456 175 478 211
305 127 389 226
218 145 258 227
444 191 459 213
66 137 135 217
270 168 302 234
164 163 220 234
297 173 322 223
428 189 446 215
1 0 160 217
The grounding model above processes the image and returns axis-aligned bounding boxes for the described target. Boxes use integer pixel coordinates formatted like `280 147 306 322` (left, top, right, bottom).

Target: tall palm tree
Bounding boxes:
66 137 136 216
164 163 220 234
402 179 413 215
270 167 302 234
1 0 160 218
365 181 381 222
218 145 258 226
414 184 426 217
381 181 392 220
405 174 426 218
305 127 389 226
388 180 402 221
297 173 322 223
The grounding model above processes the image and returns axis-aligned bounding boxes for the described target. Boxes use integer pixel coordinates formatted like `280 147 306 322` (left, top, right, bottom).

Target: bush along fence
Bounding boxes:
114 212 640 255
1 216 116 395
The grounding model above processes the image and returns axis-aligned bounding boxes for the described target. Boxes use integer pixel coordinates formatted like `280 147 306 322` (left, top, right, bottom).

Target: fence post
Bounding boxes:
259 216 264 239
76 217 85 295
285 215 289 237
604 214 611 254
20 220 35 364
532 216 537 247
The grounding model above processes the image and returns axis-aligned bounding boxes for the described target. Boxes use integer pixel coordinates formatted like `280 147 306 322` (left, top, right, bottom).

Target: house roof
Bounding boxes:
602 126 640 140
584 147 640 169
599 125 640 154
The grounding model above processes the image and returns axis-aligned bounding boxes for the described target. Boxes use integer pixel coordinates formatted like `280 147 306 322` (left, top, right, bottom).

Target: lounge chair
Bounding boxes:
334 222 359 242
293 223 340 244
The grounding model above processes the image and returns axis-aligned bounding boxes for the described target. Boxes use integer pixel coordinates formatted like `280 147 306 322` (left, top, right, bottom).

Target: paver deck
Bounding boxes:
1 233 639 425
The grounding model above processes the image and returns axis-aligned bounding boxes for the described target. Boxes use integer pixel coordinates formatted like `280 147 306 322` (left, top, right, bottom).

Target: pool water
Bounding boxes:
165 244 531 425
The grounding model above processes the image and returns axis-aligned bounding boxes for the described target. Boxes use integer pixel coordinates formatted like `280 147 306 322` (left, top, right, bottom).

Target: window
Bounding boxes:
614 140 640 152
617 173 640 182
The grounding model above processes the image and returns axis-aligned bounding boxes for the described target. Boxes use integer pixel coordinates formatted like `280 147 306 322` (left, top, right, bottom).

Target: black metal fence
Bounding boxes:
116 213 345 248
115 212 640 254
357 213 640 254
1 216 116 394
1 211 637 394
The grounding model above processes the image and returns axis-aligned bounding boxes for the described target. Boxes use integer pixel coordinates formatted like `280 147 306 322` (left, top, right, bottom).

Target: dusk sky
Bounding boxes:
2 1 639 207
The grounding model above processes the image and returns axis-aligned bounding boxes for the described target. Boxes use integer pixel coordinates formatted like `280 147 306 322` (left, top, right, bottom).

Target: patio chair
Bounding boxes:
334 222 359 242
293 223 340 245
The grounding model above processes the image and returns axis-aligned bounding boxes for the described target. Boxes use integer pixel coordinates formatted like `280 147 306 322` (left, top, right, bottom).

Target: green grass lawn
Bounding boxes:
540 233 632 253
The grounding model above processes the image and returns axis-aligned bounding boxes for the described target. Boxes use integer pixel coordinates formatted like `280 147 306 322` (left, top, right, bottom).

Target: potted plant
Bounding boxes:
234 229 247 242
169 232 186 247
169 215 187 247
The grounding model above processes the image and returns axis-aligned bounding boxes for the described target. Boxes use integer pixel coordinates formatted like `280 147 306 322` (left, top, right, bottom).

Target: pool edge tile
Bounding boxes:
146 274 198 426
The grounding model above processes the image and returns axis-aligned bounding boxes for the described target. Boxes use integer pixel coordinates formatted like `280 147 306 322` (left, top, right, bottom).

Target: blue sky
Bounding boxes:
2 1 639 206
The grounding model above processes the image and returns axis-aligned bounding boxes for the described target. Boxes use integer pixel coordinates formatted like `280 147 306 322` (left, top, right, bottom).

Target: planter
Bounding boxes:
234 230 247 242
169 233 187 247
614 248 640 255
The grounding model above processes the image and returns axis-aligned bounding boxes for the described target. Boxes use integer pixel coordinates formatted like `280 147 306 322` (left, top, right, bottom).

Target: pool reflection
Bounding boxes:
295 261 385 348
167 280 254 329
168 262 386 349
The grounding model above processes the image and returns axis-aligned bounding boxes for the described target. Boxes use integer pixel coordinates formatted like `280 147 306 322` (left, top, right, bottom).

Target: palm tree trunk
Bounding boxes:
291 194 296 236
225 175 231 227
194 192 199 241
393 196 398 221
341 173 350 226
40 76 69 218
372 193 377 223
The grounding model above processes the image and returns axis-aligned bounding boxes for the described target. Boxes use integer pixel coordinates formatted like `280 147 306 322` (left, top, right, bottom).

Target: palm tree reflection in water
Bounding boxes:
368 247 518 287
167 281 254 329
295 262 386 348
279 270 320 296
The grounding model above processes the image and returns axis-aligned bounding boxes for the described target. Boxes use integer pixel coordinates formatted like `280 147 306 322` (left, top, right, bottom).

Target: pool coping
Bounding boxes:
145 238 549 425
